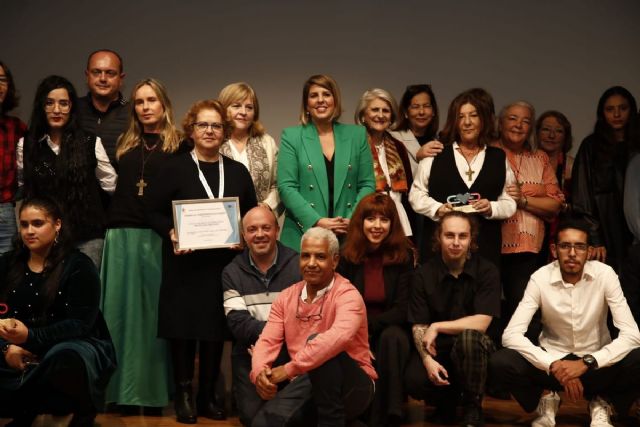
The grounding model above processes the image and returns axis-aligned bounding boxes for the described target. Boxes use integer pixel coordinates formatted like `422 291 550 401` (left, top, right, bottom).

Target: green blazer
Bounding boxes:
277 122 375 251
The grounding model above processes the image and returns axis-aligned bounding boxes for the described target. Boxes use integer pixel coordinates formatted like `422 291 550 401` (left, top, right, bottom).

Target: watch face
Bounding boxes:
583 355 596 367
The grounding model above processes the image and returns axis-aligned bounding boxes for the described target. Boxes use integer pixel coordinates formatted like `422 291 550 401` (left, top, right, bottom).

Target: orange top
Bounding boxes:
497 146 564 254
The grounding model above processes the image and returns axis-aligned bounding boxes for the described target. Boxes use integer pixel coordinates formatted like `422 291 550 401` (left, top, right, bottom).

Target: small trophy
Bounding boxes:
446 192 481 213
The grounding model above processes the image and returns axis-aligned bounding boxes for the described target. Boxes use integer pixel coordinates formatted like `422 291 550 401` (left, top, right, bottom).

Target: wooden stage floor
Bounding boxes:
4 395 638 426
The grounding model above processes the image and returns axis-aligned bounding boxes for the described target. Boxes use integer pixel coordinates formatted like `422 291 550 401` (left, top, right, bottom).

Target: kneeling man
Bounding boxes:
405 211 501 426
250 227 377 426
491 220 640 426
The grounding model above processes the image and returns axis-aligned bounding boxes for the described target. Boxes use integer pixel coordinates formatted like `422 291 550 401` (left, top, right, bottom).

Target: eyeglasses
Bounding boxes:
193 122 224 133
540 127 564 135
89 69 119 78
44 99 71 113
0 77 8 87
557 242 588 253
295 291 325 322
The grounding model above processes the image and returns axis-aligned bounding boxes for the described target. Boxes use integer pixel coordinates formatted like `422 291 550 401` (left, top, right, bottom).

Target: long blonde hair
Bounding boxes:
116 78 181 159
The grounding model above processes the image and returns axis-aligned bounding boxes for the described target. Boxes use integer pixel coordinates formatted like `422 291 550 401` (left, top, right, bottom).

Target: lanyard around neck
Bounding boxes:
190 149 224 199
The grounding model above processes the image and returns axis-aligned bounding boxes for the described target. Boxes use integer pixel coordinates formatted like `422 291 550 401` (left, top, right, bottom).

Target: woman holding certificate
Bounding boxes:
100 78 179 412
146 99 256 424
408 89 516 267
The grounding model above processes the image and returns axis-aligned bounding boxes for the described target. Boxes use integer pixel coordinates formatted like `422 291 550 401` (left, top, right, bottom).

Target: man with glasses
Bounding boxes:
222 205 301 426
77 49 128 165
0 61 26 254
250 227 376 426
491 220 640 427
405 211 501 427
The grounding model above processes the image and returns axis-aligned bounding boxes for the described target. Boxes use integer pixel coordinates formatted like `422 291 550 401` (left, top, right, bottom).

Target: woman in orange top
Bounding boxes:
493 101 564 324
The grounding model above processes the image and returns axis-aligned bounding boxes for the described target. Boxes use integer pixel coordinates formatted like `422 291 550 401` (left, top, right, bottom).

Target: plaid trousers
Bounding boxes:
450 329 496 396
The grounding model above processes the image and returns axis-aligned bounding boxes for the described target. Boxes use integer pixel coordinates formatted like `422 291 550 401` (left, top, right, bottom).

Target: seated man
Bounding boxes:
490 220 640 427
222 206 302 426
250 227 377 426
404 211 501 427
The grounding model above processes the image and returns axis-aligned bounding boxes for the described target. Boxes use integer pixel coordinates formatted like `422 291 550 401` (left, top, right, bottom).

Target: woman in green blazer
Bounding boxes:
278 74 375 251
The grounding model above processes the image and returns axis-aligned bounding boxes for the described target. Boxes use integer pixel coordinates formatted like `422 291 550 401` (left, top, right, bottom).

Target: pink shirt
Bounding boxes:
250 273 377 382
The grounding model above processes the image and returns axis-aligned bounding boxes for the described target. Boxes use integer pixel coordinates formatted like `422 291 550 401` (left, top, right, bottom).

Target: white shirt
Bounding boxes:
502 260 640 373
228 140 250 170
301 277 335 303
408 142 517 220
17 135 117 194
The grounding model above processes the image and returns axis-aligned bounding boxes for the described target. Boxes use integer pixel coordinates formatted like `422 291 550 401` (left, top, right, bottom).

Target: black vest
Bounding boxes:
77 95 129 167
426 145 506 268
24 134 107 243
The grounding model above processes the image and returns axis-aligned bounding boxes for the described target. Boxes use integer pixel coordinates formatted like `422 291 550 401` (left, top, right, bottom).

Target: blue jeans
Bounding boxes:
0 203 17 254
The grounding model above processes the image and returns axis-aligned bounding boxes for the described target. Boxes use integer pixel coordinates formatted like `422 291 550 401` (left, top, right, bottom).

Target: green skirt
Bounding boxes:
100 228 172 407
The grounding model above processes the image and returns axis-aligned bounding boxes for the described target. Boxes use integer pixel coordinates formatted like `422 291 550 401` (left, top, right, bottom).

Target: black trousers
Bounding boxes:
308 352 375 427
0 348 93 418
404 329 496 406
368 325 411 427
489 347 640 415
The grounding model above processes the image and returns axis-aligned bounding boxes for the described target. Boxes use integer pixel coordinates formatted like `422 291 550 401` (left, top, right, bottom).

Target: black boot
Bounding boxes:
197 385 226 420
175 380 197 424
460 393 484 427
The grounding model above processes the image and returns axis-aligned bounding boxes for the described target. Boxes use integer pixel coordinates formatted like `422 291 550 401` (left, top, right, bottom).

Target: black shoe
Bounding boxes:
142 406 163 416
69 411 97 427
429 405 458 425
175 381 197 424
197 393 226 420
5 413 37 427
118 404 141 416
461 395 484 427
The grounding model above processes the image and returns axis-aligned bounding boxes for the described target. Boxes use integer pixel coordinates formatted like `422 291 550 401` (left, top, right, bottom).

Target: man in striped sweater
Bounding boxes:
222 206 301 426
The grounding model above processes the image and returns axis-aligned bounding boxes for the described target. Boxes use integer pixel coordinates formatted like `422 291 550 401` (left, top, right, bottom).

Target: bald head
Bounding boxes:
242 205 279 260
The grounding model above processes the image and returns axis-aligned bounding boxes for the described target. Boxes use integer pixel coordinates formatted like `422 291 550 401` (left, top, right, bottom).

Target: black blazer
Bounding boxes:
337 252 415 338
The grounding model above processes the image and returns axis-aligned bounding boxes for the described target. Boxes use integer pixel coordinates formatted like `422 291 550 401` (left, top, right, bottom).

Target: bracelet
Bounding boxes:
519 196 528 209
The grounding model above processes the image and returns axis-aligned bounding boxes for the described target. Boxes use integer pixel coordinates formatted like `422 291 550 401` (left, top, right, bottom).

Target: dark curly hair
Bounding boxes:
23 75 97 241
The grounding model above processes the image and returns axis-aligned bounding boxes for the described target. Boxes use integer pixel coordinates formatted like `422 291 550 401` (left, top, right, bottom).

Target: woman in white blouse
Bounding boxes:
17 75 116 267
409 89 516 267
218 82 280 218
354 88 415 237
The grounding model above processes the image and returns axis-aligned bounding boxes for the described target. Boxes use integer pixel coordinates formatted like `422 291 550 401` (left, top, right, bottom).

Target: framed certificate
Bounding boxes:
172 197 241 250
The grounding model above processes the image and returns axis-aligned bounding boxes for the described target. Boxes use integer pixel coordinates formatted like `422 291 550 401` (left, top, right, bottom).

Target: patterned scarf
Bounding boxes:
220 136 270 201
368 134 408 193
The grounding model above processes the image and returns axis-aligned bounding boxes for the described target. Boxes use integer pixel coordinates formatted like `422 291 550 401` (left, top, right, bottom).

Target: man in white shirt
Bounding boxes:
490 220 640 426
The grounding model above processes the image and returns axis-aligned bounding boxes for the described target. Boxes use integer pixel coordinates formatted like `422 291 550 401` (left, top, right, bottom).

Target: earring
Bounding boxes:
54 230 59 245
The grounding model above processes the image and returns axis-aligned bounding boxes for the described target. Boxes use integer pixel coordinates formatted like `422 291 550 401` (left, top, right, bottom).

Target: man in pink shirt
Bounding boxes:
250 227 377 426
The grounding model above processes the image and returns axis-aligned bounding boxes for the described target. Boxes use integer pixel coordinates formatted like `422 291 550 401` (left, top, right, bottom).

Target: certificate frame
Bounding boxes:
172 197 241 250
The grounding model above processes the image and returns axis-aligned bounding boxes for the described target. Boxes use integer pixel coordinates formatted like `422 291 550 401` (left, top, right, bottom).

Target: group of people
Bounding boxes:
0 48 638 427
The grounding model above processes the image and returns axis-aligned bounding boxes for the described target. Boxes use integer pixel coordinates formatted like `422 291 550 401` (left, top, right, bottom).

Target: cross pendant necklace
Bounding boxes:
458 145 480 182
136 179 147 196
465 168 475 181
137 137 159 197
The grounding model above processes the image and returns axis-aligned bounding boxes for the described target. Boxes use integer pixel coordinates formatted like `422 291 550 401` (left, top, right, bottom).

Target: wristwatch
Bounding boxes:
582 354 598 370
1 343 10 355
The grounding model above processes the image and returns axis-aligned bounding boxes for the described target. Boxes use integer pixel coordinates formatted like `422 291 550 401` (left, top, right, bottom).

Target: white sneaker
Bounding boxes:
532 392 561 427
589 396 614 427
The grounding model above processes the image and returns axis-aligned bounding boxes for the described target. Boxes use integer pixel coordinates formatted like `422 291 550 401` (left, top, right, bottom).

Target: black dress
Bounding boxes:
572 134 632 272
146 152 257 340
0 250 116 414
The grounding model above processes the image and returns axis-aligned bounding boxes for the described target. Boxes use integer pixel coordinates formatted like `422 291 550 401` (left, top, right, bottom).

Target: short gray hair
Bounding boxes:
354 88 399 130
498 100 537 151
301 227 339 257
